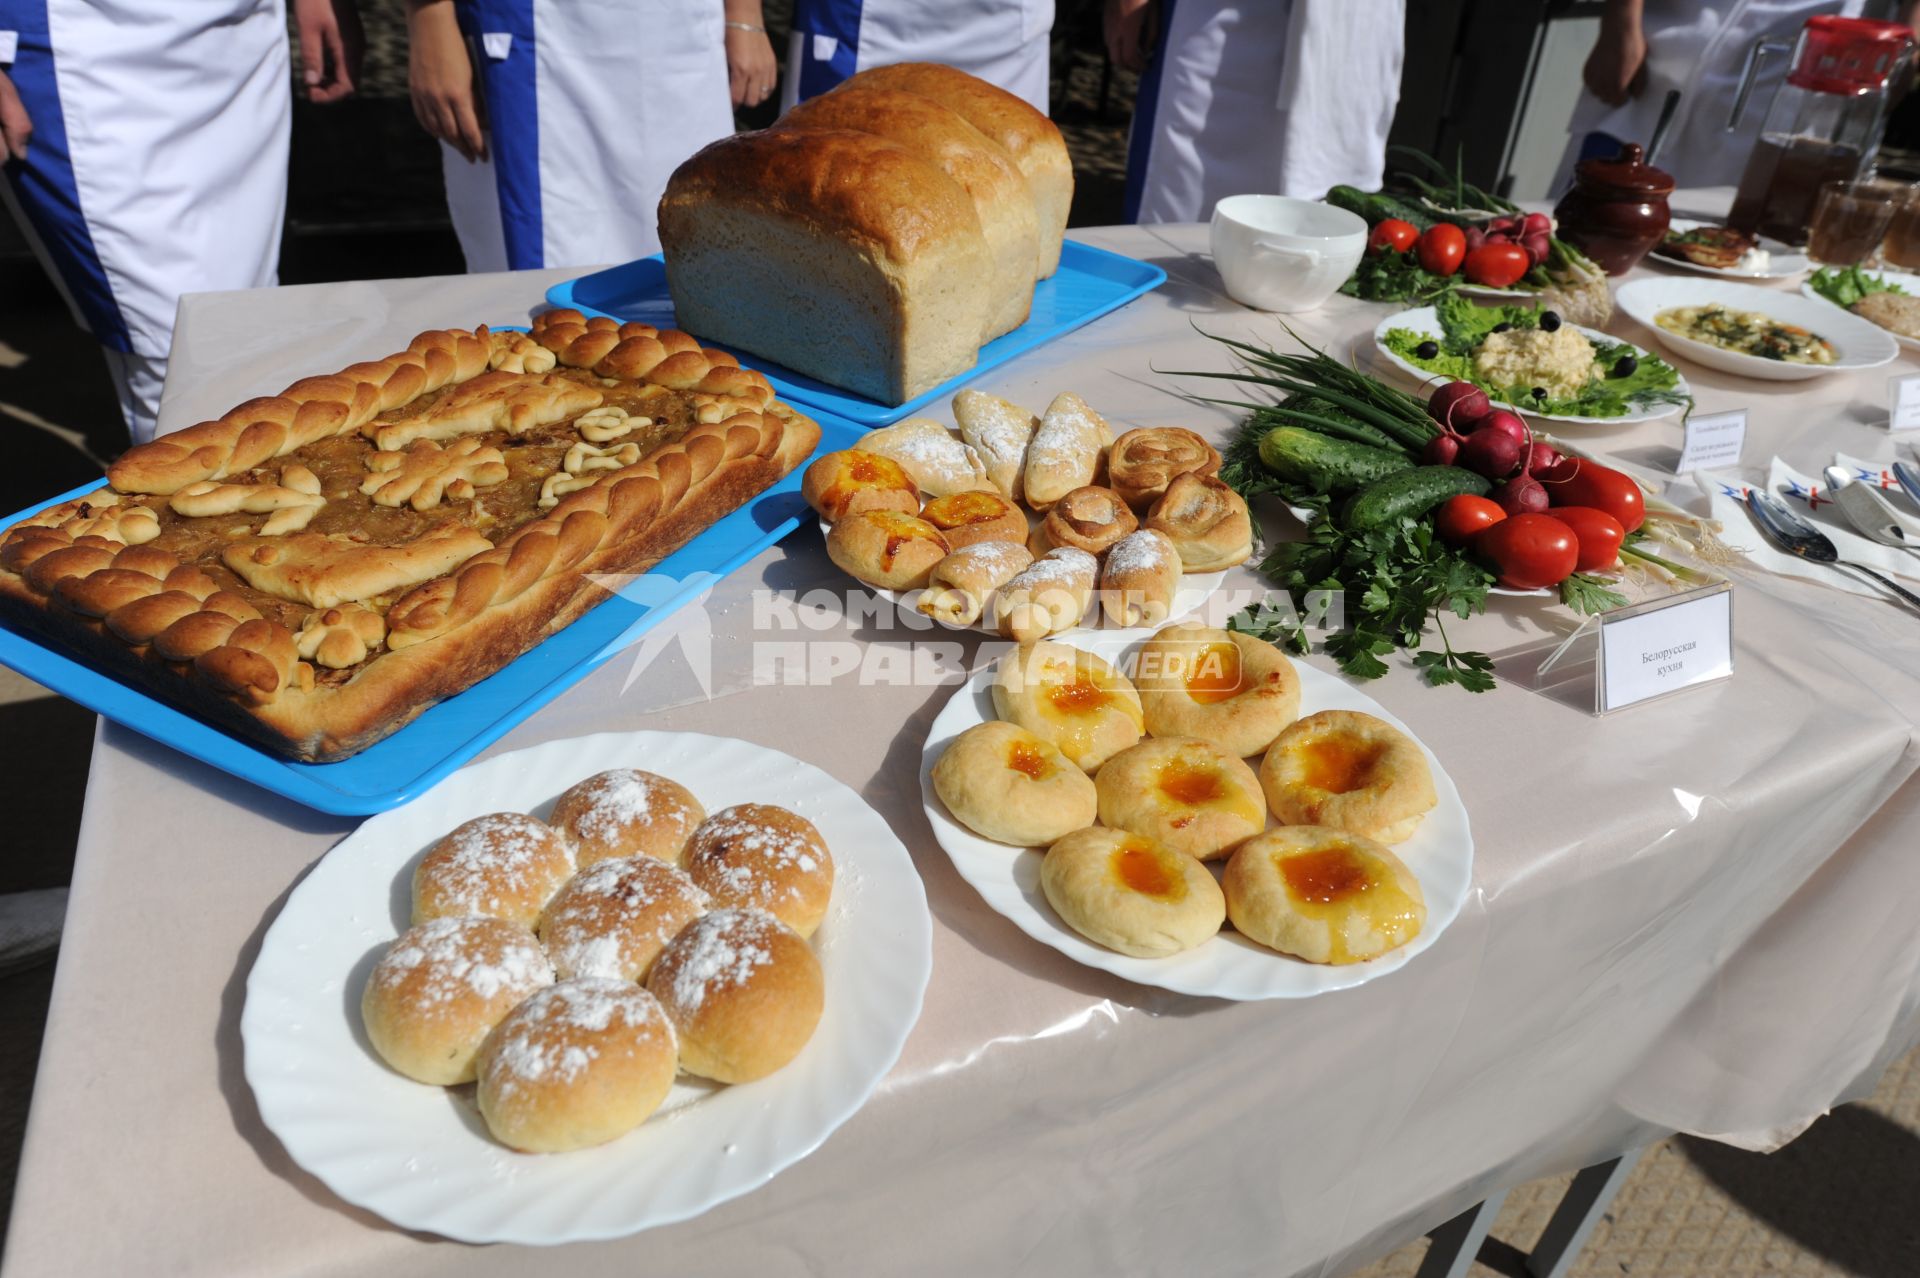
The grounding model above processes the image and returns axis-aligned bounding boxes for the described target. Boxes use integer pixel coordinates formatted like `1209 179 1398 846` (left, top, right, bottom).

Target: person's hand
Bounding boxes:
0 70 30 164
725 24 777 108
294 0 365 103
408 0 486 162
1105 0 1153 73
1584 13 1647 106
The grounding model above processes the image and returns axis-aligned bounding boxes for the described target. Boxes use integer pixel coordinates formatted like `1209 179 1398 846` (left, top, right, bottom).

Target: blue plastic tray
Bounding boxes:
545 240 1169 427
0 413 863 816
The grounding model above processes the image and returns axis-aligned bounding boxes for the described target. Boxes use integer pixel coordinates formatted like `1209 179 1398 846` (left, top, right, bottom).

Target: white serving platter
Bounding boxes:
243 730 932 1244
918 631 1474 1001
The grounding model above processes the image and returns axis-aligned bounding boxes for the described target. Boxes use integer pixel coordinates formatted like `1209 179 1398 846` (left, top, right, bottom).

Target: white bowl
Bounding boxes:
1799 266 1920 351
1210 195 1366 313
1615 277 1900 380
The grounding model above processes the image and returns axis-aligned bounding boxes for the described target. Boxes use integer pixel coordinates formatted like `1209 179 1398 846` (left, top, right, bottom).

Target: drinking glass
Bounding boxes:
1807 178 1901 266
1882 184 1920 270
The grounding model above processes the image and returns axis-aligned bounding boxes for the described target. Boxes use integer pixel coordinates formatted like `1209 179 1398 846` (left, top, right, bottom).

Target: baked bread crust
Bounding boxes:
0 320 822 762
659 128 994 405
780 86 1038 342
844 62 1074 279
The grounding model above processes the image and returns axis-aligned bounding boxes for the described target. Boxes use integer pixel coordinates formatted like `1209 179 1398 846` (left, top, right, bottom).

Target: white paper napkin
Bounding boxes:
1693 457 1920 599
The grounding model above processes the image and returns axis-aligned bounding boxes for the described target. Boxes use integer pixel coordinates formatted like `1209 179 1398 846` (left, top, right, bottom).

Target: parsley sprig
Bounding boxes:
1225 487 1497 691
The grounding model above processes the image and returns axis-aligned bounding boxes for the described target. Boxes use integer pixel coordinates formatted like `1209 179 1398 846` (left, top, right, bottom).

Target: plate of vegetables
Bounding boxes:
1328 149 1611 326
1373 294 1690 426
1171 335 1712 690
1802 265 1920 349
1616 277 1899 380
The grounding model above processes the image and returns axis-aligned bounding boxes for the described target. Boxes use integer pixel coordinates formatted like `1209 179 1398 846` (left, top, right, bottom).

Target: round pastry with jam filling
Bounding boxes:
411 812 575 929
802 448 920 523
918 490 1028 551
548 768 706 868
1039 826 1225 957
932 720 1099 846
826 509 951 590
1094 736 1266 861
1259 709 1436 844
1134 621 1301 758
990 639 1144 771
1222 826 1425 964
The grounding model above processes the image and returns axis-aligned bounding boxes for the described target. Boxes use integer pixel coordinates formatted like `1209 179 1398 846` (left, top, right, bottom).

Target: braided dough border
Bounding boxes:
0 321 820 761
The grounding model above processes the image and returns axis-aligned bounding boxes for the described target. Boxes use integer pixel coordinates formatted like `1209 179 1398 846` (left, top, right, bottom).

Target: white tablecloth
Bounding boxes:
4 224 1920 1278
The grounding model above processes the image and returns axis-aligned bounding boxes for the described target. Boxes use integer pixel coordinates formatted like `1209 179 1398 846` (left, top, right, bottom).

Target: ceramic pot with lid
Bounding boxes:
1553 143 1675 275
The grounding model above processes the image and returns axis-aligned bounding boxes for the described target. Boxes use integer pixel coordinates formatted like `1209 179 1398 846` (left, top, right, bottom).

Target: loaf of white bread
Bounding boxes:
658 63 1073 406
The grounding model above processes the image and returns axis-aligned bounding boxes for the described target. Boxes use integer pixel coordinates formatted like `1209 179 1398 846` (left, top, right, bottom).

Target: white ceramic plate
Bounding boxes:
818 515 1225 635
1615 277 1901 380
918 631 1474 1001
1372 307 1689 427
1646 217 1810 280
1798 266 1920 351
242 731 932 1245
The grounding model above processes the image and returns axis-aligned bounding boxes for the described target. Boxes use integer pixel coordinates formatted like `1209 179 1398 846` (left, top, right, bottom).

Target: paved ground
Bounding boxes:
1 8 1917 1275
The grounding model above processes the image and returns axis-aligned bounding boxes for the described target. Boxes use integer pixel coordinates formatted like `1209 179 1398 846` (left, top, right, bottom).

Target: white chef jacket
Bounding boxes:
0 0 291 442
1125 0 1406 224
781 0 1056 114
1554 1 1869 193
441 0 734 272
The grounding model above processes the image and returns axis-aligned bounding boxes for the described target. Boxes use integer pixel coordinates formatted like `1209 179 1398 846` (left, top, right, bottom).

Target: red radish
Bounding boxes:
1458 428 1522 479
1525 441 1563 476
1523 212 1553 236
1495 472 1550 515
1422 433 1461 466
1523 233 1552 267
1475 408 1529 445
1464 226 1487 252
1428 381 1491 429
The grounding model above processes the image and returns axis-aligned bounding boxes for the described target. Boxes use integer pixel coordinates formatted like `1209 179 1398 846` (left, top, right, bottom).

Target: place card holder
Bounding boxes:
1526 576 1734 715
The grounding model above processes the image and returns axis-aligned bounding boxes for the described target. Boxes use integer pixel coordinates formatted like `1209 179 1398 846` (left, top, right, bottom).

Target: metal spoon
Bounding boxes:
1744 490 1920 614
1894 460 1920 512
1821 465 1920 559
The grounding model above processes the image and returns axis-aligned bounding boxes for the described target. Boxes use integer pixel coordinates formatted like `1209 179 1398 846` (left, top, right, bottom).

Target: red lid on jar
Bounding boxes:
1573 143 1675 198
1788 15 1913 96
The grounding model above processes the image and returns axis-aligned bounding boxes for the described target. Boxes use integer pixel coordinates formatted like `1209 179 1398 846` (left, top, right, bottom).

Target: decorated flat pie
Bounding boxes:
0 310 820 760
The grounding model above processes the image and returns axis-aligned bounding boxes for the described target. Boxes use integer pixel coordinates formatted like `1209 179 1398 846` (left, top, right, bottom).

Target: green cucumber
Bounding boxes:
1257 427 1413 495
1339 466 1491 529
1326 186 1438 232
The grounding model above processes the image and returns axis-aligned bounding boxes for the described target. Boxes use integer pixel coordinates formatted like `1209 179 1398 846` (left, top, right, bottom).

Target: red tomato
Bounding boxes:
1369 219 1419 255
1540 457 1646 532
1549 506 1626 571
1463 243 1531 288
1416 224 1466 277
1474 514 1579 590
1434 494 1506 546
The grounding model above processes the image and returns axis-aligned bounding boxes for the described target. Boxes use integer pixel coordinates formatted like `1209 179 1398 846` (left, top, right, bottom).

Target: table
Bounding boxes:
6 223 1920 1278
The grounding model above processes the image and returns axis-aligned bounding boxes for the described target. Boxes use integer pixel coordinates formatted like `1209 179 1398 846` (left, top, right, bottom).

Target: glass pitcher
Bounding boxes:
1726 15 1915 245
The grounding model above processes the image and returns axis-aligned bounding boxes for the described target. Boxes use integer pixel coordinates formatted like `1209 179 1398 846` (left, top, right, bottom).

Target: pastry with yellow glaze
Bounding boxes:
932 720 1098 845
990 639 1143 771
1094 737 1266 861
1039 826 1225 957
1222 826 1425 964
825 509 951 590
1134 621 1300 757
1259 709 1436 844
